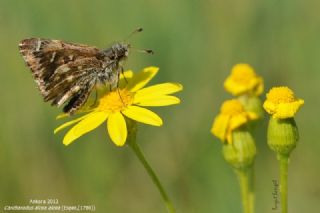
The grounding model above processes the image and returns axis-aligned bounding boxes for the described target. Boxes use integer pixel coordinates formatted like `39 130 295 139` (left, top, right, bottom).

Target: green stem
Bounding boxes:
128 141 176 213
279 154 289 213
126 119 175 213
248 167 255 213
236 169 251 213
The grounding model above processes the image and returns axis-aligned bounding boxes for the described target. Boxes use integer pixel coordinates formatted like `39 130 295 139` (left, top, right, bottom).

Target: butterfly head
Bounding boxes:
112 43 130 59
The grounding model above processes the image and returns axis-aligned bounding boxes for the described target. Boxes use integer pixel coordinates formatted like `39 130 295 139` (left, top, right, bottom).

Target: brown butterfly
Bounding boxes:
19 28 153 114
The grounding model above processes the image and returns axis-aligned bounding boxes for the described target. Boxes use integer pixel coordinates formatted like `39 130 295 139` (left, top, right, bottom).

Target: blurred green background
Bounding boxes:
0 0 319 212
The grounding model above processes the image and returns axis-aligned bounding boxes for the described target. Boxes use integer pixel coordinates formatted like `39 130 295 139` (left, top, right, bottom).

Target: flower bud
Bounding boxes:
267 117 299 156
223 129 256 169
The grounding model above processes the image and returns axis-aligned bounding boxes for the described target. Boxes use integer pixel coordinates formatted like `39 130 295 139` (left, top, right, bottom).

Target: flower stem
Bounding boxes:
236 169 251 213
248 167 255 213
128 141 176 213
126 119 175 213
279 154 289 213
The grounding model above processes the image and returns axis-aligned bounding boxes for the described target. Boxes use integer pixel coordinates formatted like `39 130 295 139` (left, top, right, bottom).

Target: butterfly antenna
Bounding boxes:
124 27 143 42
131 48 154 55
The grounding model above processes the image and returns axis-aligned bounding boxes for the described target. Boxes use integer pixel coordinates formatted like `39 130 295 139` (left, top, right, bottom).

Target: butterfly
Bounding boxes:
19 28 153 115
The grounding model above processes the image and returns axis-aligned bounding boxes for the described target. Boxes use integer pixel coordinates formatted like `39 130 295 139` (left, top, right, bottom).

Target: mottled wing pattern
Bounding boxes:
19 38 103 114
45 58 103 114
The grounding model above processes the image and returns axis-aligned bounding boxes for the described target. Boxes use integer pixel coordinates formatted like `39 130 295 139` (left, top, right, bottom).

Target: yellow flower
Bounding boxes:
224 64 264 96
211 99 258 144
54 66 183 146
263 86 304 119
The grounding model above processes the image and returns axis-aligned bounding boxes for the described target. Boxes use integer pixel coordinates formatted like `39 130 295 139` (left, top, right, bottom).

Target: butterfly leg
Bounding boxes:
121 66 128 84
90 82 99 108
116 70 125 105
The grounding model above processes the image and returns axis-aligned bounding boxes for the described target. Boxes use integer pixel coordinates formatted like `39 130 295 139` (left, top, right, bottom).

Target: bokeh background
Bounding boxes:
0 0 319 212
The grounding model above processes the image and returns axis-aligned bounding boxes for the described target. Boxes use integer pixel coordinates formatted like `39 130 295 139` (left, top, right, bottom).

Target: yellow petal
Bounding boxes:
263 87 304 118
226 129 233 144
54 114 90 134
229 114 247 130
254 77 264 96
263 100 277 115
134 95 180 106
122 106 163 126
247 112 258 120
63 111 108 146
56 108 94 119
119 70 134 88
273 100 304 119
56 113 69 119
135 83 183 99
121 70 134 79
126 67 159 92
107 112 127 146
211 114 230 142
224 67 263 96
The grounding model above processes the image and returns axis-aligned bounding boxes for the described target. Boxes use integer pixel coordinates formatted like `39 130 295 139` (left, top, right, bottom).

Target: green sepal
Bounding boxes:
239 95 264 119
267 117 299 156
223 128 257 170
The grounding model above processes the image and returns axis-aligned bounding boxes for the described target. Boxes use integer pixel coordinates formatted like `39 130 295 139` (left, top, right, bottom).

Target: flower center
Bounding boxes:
266 86 295 104
230 64 257 84
97 89 134 112
221 99 244 115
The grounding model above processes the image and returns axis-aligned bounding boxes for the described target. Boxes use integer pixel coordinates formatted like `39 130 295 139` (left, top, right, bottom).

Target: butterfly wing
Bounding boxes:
19 38 105 114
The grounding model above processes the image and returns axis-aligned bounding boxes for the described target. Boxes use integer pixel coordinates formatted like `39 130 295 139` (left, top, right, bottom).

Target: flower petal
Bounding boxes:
254 77 264 96
63 111 109 146
56 113 70 119
229 113 248 130
122 106 163 126
107 112 127 146
247 112 259 120
135 82 183 99
134 95 180 106
211 114 230 142
273 100 304 119
223 64 263 96
121 70 134 79
263 87 304 118
126 67 159 92
56 108 94 119
263 100 277 115
119 70 134 88
54 114 90 134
